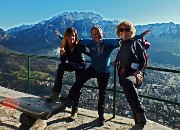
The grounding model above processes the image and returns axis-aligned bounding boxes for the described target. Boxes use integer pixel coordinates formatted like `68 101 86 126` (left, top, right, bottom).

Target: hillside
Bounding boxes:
0 47 59 94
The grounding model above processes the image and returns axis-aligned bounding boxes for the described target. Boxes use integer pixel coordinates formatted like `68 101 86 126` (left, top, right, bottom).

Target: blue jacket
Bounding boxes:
79 39 119 73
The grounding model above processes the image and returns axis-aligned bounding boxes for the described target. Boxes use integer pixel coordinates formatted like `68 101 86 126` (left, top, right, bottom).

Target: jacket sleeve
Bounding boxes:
134 34 143 40
78 38 92 47
114 41 122 63
104 38 120 48
60 54 66 63
134 30 149 40
78 44 91 57
135 41 146 71
58 34 63 40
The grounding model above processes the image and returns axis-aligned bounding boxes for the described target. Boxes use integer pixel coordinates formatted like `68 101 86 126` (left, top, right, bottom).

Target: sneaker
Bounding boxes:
98 116 105 126
70 112 77 121
59 97 73 108
46 92 60 102
136 113 147 127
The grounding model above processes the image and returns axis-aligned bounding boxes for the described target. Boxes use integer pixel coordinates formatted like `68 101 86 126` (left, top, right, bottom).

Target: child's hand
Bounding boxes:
60 47 65 55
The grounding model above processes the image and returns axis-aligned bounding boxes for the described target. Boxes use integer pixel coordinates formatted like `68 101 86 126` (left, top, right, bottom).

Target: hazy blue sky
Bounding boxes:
1 0 180 30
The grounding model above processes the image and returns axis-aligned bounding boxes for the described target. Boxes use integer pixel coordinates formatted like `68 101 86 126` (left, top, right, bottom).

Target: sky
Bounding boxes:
1 0 180 30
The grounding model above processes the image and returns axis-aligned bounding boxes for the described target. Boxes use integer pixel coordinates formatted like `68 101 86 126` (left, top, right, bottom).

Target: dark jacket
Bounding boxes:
116 39 146 76
60 44 89 67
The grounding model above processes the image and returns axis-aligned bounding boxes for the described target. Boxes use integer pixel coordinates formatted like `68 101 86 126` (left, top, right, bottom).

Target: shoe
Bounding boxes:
46 92 60 102
98 116 105 126
70 112 77 121
59 97 73 108
136 113 147 127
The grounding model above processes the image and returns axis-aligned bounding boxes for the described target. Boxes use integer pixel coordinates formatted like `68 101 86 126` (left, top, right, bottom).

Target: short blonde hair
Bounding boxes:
61 27 79 47
116 21 136 38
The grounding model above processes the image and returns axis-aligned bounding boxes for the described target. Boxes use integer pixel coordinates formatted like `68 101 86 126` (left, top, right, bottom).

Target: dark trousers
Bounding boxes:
119 75 145 122
68 66 110 118
52 63 84 113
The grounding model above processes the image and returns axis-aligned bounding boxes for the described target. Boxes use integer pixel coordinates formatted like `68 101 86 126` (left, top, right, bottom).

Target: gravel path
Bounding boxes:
0 105 172 130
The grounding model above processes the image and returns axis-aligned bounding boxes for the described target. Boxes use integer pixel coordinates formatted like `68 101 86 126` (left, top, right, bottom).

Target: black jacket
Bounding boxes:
116 39 146 74
60 44 89 64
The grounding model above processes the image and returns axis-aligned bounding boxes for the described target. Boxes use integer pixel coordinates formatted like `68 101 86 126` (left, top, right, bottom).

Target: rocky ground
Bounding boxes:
0 105 173 130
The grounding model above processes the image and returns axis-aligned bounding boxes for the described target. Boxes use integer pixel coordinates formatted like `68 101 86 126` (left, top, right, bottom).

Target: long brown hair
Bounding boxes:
61 27 79 47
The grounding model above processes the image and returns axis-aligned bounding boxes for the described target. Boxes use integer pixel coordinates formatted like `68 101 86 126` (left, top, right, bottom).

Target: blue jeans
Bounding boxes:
67 66 110 117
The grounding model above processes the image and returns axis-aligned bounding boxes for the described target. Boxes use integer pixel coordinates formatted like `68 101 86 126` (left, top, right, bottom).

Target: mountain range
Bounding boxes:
0 11 180 67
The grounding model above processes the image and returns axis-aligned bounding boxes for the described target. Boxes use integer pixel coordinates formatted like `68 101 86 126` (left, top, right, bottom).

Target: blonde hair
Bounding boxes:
116 21 136 38
61 27 79 47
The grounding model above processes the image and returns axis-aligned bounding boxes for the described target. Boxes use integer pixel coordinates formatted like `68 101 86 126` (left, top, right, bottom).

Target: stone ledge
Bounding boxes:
46 108 173 130
0 105 173 130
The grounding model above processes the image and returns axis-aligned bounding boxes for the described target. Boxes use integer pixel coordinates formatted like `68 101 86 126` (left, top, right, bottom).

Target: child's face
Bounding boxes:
67 32 76 44
91 28 103 43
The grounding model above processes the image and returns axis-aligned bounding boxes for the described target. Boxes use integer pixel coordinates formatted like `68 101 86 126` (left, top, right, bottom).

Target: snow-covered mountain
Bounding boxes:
0 11 180 66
